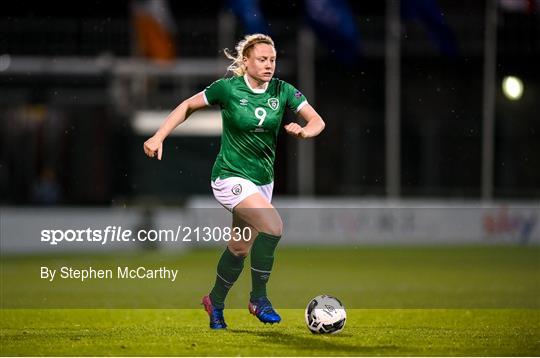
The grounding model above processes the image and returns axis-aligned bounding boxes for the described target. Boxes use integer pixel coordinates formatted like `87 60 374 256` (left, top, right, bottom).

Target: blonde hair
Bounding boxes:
224 34 275 76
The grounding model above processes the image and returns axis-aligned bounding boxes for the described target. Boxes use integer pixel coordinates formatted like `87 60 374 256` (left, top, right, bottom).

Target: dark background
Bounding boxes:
1 0 538 205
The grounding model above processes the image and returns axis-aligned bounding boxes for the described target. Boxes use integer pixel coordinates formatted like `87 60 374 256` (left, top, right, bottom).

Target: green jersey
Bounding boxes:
204 75 307 185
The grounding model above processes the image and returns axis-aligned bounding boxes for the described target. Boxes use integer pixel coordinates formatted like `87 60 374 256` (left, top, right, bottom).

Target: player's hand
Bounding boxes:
143 136 163 160
284 123 308 139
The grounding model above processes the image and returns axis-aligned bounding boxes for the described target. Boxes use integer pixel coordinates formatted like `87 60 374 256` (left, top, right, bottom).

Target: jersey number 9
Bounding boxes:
254 107 267 127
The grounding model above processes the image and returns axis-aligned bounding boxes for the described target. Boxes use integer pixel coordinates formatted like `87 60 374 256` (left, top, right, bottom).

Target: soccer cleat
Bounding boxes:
202 295 227 329
248 297 281 324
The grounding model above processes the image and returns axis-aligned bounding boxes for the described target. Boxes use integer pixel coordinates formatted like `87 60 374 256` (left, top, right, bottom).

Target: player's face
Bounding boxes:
244 44 276 84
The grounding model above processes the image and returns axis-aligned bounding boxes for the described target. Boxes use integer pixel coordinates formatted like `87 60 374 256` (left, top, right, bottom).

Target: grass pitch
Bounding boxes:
1 246 539 355
1 309 539 356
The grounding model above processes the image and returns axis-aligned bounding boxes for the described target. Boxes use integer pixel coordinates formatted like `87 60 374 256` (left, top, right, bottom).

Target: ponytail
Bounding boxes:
224 34 275 76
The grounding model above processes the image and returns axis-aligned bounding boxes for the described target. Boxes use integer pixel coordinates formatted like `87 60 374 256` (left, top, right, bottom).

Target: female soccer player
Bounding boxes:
143 34 325 329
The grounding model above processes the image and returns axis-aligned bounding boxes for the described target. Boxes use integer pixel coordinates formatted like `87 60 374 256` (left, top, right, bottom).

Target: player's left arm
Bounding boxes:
284 104 325 139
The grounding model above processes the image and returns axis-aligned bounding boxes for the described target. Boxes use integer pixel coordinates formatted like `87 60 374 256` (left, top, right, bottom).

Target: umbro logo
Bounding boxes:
240 98 248 106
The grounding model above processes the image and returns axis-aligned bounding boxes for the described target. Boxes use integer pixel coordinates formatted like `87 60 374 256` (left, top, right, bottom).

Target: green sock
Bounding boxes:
209 247 245 309
250 232 281 300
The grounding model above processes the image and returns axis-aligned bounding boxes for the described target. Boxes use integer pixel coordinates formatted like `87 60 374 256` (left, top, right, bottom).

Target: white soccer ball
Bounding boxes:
305 295 346 334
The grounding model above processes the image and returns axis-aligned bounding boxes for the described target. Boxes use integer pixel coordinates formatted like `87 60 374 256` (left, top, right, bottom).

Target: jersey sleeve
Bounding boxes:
284 82 308 113
204 79 230 107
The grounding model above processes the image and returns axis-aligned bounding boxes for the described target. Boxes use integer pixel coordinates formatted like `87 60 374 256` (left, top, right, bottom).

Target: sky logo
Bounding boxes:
483 207 538 244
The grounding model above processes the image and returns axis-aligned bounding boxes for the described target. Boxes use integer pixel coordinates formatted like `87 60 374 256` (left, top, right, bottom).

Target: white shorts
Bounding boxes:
211 176 273 212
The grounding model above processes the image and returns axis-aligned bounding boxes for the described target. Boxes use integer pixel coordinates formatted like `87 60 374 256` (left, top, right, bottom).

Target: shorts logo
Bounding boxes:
231 184 242 196
267 98 279 111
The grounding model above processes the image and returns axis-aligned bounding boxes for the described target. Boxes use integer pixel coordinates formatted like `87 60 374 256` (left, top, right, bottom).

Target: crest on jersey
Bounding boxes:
267 98 279 111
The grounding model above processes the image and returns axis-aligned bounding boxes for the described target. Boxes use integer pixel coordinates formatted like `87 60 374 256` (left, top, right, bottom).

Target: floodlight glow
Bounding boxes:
502 76 524 100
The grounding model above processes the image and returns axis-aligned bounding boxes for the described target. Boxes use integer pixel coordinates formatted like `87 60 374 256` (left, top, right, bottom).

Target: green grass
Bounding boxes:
1 246 539 355
1 309 539 356
2 246 539 308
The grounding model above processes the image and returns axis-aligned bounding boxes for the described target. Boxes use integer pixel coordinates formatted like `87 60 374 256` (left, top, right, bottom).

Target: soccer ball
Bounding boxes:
305 295 346 334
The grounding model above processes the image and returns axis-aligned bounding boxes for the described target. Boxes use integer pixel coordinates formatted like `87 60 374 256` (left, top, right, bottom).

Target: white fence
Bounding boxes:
1 198 538 254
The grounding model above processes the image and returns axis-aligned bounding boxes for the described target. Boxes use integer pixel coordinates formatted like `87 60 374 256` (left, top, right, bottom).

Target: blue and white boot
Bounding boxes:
202 295 227 329
248 297 281 324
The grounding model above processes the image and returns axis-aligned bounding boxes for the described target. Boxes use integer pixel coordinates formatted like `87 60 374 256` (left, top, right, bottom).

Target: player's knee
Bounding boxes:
260 219 283 237
227 244 250 258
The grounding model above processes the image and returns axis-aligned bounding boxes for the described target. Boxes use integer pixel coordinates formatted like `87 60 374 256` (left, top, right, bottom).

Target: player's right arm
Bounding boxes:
143 92 207 160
